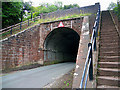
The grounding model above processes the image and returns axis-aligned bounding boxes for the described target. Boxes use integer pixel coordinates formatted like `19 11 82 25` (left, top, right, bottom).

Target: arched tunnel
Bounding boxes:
44 27 80 62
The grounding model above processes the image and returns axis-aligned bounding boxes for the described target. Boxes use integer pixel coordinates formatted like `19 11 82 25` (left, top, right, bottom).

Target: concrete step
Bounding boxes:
98 68 120 76
100 29 118 31
100 29 117 32
97 85 120 89
97 76 120 87
100 52 118 56
100 32 118 35
99 56 120 62
100 35 119 39
100 47 119 51
100 33 118 36
100 42 118 45
100 38 119 41
98 62 120 68
100 44 119 48
100 37 119 40
100 45 119 48
100 43 119 46
100 47 118 52
100 40 119 43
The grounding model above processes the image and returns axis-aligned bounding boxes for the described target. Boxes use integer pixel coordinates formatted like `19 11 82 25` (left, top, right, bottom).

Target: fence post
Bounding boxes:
88 43 93 81
20 22 22 30
34 17 35 22
28 19 29 26
10 27 12 35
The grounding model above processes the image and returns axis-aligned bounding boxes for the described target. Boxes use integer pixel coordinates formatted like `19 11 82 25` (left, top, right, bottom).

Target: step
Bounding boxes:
100 44 119 48
98 62 120 68
100 39 118 44
100 29 117 32
99 56 120 62
100 34 119 37
100 42 118 45
100 37 118 40
100 32 118 35
100 47 119 51
100 43 119 46
100 52 118 56
97 85 119 89
97 85 120 90
100 30 117 32
97 76 120 86
100 32 119 35
100 47 118 52
99 37 119 41
98 68 120 76
100 46 119 49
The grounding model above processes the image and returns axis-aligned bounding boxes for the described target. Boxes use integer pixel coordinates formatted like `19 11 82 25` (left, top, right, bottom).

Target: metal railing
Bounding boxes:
79 5 100 89
0 15 41 36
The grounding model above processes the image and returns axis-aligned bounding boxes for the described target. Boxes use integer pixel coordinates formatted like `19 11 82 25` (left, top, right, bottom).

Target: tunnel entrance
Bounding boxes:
44 27 80 63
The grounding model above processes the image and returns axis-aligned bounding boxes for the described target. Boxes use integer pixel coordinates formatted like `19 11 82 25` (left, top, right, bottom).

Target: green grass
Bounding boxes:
1 13 92 40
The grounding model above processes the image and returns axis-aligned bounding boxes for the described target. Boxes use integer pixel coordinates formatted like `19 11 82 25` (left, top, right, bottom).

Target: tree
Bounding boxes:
108 1 120 20
2 2 23 28
23 1 32 11
54 1 63 9
107 2 117 10
64 4 80 9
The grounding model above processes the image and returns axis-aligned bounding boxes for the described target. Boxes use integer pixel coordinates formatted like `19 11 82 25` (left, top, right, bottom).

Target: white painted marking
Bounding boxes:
83 31 89 35
76 65 79 69
74 73 78 76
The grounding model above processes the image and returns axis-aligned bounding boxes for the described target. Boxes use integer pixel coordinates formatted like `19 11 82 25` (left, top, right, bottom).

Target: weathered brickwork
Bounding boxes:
1 25 40 70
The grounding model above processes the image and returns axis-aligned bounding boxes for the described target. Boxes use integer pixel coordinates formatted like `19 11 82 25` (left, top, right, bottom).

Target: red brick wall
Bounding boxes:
1 25 40 70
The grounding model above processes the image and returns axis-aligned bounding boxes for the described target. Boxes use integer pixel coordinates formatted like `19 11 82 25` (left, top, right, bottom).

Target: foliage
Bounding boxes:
108 2 120 19
2 2 23 28
64 4 79 9
114 2 120 19
107 2 117 10
23 1 32 11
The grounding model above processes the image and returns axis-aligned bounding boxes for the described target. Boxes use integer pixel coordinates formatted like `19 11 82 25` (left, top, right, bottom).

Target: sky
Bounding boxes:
23 0 117 10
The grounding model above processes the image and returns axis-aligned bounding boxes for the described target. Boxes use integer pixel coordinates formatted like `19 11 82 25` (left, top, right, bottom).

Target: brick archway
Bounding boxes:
43 27 80 63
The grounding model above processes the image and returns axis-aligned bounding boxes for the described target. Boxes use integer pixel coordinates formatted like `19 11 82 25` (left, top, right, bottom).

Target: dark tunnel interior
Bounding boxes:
44 27 80 62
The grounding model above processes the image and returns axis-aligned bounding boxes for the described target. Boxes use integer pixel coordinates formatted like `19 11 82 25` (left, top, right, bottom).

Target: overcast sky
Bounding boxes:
23 0 117 10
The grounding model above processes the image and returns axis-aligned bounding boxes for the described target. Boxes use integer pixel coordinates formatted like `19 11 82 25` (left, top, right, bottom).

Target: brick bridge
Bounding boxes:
1 2 119 88
2 3 119 89
1 17 84 69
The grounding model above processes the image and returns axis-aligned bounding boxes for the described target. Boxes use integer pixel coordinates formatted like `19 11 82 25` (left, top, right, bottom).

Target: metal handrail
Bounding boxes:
79 6 100 89
0 15 40 34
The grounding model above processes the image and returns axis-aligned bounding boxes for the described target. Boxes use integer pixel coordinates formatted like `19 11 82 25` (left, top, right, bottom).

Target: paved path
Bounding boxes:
1 62 75 88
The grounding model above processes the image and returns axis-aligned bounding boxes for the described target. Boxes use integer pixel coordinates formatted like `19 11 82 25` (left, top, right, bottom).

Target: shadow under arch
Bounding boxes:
44 27 80 63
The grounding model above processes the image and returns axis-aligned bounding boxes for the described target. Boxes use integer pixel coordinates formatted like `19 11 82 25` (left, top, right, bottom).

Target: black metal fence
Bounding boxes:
79 5 100 89
0 15 41 38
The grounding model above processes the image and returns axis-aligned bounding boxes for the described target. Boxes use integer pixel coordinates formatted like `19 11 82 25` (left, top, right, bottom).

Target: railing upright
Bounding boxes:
10 27 12 35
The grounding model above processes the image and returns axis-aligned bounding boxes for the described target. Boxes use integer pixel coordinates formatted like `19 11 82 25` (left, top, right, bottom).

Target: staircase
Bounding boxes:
97 11 120 88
